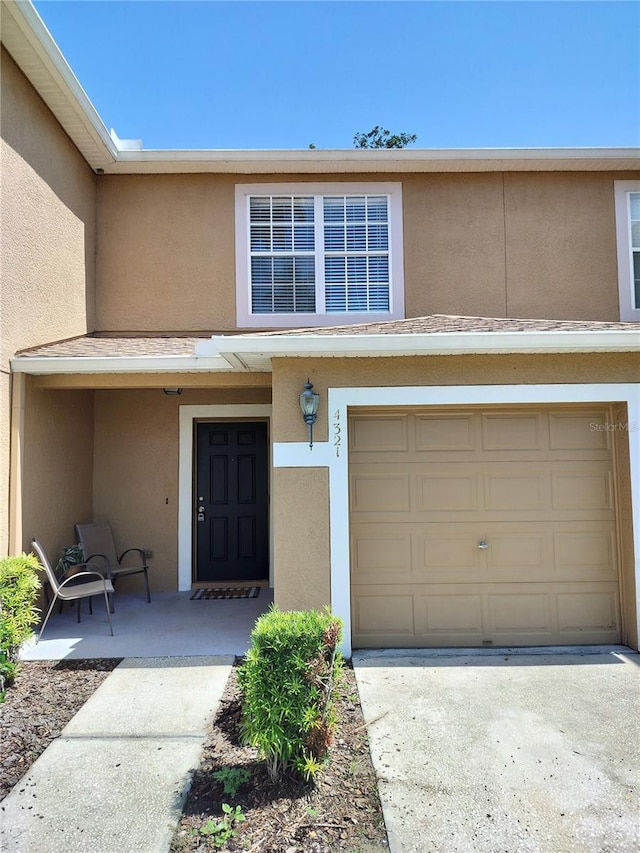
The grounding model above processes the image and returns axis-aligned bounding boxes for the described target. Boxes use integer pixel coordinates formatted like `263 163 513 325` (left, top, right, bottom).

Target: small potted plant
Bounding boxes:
55 544 84 580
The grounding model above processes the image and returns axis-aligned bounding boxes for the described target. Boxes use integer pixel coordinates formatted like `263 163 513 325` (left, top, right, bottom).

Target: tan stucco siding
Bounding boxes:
92 387 271 591
503 174 619 320
402 173 508 317
271 354 640 444
1 49 97 555
95 175 236 331
272 467 331 610
0 49 97 359
94 170 635 333
21 382 94 568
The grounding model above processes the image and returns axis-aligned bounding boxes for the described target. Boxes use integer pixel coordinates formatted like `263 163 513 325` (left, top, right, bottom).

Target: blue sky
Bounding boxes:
32 1 640 150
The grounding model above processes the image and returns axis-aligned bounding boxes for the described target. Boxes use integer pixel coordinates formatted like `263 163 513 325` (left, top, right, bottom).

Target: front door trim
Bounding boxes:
273 384 640 657
178 405 272 591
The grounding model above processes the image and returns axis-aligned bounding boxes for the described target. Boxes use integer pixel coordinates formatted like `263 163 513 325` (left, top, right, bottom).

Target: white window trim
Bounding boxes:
273 383 640 658
614 180 640 322
235 182 405 328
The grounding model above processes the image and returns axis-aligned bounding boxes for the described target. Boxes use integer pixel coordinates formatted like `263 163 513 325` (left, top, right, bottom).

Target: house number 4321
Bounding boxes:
333 410 342 457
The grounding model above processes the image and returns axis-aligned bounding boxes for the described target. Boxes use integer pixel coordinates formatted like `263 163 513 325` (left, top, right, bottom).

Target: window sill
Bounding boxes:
237 310 404 329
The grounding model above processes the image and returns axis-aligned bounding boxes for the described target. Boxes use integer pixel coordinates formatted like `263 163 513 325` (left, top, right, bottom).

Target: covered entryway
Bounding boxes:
350 406 621 647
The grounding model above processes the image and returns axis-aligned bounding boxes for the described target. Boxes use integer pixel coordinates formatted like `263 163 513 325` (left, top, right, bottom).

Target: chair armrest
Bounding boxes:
59 571 110 589
118 548 147 566
84 554 113 579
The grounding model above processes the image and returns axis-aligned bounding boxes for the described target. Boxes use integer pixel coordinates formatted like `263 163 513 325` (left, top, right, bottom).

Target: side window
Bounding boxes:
236 183 404 328
614 181 640 321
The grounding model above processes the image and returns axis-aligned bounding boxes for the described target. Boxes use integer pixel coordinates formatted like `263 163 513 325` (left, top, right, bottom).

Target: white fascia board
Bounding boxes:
115 146 640 162
4 0 117 165
201 329 640 360
107 147 640 175
10 355 231 375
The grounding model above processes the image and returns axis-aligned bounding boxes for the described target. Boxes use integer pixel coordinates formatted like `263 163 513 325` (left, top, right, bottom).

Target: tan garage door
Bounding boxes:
350 407 621 648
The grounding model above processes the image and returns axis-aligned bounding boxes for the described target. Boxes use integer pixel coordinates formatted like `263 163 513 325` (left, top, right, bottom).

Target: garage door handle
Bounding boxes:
478 540 488 549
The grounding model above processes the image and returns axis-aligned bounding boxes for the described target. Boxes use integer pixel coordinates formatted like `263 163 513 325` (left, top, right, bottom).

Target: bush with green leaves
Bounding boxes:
0 553 41 698
238 606 342 782
55 544 84 578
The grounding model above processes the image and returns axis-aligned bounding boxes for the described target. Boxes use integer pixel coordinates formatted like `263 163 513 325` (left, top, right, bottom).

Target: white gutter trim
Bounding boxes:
203 329 640 358
10 355 231 375
6 0 118 162
115 146 640 163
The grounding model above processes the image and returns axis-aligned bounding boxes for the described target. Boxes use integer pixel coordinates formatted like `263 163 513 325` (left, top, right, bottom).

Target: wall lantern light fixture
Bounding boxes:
299 379 320 449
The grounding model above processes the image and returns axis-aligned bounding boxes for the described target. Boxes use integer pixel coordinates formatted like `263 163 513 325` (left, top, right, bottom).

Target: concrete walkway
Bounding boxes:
0 656 233 853
353 647 640 853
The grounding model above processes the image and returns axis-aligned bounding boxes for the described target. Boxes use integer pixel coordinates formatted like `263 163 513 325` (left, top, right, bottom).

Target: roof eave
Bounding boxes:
203 329 640 364
1 0 117 169
10 354 232 375
106 147 640 175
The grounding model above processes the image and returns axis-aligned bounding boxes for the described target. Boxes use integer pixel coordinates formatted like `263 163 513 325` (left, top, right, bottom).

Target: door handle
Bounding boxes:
478 540 488 550
197 506 206 522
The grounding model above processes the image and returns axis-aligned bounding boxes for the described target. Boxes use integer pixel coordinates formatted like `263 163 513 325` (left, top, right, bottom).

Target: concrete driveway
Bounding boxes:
353 648 639 853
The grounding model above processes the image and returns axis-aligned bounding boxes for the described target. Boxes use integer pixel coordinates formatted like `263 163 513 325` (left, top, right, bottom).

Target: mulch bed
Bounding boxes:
0 658 388 853
0 659 122 801
171 662 389 853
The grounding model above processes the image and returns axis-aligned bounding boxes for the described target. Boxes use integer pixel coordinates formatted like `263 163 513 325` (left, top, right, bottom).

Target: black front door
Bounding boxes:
195 421 269 583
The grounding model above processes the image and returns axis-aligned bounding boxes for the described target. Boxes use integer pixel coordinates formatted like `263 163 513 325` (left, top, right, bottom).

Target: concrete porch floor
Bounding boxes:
20 589 273 660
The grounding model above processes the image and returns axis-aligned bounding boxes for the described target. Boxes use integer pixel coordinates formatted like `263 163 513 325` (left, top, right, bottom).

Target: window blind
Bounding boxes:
248 194 390 315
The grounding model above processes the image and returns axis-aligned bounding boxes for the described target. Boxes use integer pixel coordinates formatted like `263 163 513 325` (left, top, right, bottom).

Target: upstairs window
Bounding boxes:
614 181 640 321
236 183 404 328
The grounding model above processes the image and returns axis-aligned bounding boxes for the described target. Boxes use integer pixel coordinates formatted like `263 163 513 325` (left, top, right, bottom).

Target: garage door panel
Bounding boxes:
549 412 611 450
486 532 547 577
418 473 477 511
351 583 621 648
415 414 476 451
556 590 619 632
553 529 617 581
350 415 408 452
489 594 552 633
421 593 483 635
481 413 544 451
551 469 613 511
421 532 481 574
352 592 414 637
352 533 411 573
484 471 546 511
350 473 410 512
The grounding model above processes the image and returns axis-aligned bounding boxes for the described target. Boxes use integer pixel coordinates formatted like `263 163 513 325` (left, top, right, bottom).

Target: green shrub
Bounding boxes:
0 554 42 698
238 606 342 782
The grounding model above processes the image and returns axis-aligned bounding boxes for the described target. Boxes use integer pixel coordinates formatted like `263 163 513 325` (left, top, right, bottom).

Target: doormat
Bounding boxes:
190 587 260 600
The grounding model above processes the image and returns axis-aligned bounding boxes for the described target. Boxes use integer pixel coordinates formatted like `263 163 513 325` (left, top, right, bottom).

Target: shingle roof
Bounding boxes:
250 314 640 337
16 334 213 358
14 316 640 360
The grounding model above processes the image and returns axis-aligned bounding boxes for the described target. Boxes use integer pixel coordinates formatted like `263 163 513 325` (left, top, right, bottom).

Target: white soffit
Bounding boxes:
1 0 117 169
201 329 640 370
10 354 231 375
